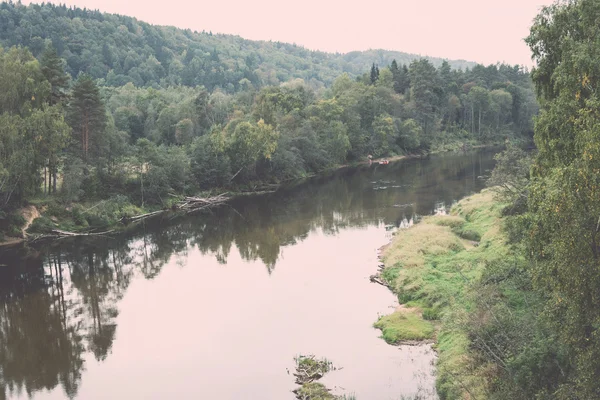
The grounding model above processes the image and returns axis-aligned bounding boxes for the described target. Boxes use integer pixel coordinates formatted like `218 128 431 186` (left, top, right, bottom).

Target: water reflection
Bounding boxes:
0 150 495 399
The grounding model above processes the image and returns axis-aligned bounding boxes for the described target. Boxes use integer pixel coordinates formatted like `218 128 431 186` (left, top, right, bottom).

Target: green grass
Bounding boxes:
374 310 435 343
376 189 509 399
294 382 336 400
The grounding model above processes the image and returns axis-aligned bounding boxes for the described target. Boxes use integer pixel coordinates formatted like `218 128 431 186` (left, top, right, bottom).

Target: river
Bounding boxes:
0 150 496 400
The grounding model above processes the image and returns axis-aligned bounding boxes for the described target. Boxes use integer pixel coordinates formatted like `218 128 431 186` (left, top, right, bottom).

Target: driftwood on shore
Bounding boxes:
177 193 229 212
120 193 230 224
25 194 230 243
29 228 115 242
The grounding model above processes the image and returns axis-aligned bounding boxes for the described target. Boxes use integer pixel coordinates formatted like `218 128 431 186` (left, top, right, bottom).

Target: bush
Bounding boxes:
45 202 69 219
454 228 481 242
84 195 143 228
28 216 56 234
8 213 25 228
71 205 88 227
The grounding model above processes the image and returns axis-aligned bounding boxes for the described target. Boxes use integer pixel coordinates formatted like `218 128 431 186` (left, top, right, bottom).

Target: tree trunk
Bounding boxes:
140 164 144 208
44 165 47 195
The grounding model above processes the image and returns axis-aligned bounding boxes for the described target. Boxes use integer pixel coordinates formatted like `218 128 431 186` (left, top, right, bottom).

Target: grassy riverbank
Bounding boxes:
375 188 520 399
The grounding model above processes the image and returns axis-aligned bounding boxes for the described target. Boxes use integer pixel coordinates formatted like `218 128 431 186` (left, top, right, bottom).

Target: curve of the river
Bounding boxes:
0 150 496 400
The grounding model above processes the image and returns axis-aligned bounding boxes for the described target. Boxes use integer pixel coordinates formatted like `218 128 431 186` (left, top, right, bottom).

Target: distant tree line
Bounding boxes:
0 1 475 91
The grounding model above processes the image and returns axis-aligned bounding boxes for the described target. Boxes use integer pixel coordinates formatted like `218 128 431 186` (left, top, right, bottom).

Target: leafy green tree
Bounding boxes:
226 119 279 181
468 86 490 137
0 47 68 206
489 89 513 131
190 134 231 188
522 0 600 396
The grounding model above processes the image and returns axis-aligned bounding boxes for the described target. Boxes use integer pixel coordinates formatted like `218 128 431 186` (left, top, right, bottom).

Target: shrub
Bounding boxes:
28 216 55 234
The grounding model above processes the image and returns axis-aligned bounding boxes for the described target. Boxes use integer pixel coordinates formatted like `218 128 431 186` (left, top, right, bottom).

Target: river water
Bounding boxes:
0 150 496 400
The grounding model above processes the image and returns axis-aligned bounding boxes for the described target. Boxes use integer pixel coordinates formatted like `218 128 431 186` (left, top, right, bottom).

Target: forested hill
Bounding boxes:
0 1 475 91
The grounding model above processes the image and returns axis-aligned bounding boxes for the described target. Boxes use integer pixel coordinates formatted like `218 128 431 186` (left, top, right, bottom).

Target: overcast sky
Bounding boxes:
22 0 555 66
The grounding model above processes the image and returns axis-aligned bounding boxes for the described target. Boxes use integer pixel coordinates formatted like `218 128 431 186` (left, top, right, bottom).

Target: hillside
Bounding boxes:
0 2 475 91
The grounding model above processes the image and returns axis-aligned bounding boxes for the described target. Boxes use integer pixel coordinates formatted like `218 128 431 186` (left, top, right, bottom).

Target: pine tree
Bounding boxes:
370 63 379 84
40 46 70 105
68 75 106 160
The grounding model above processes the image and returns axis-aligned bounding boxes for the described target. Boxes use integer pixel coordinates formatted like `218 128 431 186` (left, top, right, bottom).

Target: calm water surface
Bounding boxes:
0 151 496 400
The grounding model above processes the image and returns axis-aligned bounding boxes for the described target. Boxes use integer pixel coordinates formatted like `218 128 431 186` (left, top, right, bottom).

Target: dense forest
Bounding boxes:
0 1 537 239
0 2 476 90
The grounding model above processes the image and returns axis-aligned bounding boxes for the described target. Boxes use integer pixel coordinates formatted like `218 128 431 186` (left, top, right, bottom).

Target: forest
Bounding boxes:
0 2 476 90
0 2 537 237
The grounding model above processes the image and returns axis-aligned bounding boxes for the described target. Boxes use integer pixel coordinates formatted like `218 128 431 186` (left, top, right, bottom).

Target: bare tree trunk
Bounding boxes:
140 164 144 208
44 165 47 195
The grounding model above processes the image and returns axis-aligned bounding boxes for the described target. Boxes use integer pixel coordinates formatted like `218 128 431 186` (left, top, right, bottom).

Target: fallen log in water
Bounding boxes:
121 210 165 223
370 274 390 288
26 193 231 243
177 193 229 212
122 193 231 222
52 229 114 237
29 229 115 242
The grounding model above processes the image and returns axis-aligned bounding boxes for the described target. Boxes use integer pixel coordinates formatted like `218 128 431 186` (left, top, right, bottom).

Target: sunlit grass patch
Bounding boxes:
294 382 336 400
374 309 435 344
383 223 464 270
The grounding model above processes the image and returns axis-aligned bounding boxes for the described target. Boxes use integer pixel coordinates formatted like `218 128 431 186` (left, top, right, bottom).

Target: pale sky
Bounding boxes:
22 0 555 66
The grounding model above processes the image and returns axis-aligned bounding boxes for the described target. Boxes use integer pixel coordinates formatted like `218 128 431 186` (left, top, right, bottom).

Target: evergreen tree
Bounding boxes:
370 63 379 84
67 75 106 160
40 46 70 105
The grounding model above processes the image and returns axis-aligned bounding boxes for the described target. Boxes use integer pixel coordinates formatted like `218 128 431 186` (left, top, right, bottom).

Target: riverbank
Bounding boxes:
373 188 514 399
0 154 416 247
0 143 505 248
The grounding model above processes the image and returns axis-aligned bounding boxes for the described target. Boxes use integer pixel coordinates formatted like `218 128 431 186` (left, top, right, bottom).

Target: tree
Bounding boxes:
468 86 489 136
370 63 380 85
226 119 279 181
523 0 600 396
40 45 70 105
489 89 512 131
409 59 440 135
68 75 106 160
31 106 71 194
0 47 69 206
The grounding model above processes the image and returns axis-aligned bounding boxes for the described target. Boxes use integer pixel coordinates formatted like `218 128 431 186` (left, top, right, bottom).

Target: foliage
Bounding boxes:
0 2 537 239
487 145 532 214
0 2 476 91
518 0 600 397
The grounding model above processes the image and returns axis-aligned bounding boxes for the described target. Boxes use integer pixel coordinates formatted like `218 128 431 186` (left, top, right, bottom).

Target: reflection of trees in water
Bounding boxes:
0 150 494 399
0 252 83 399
